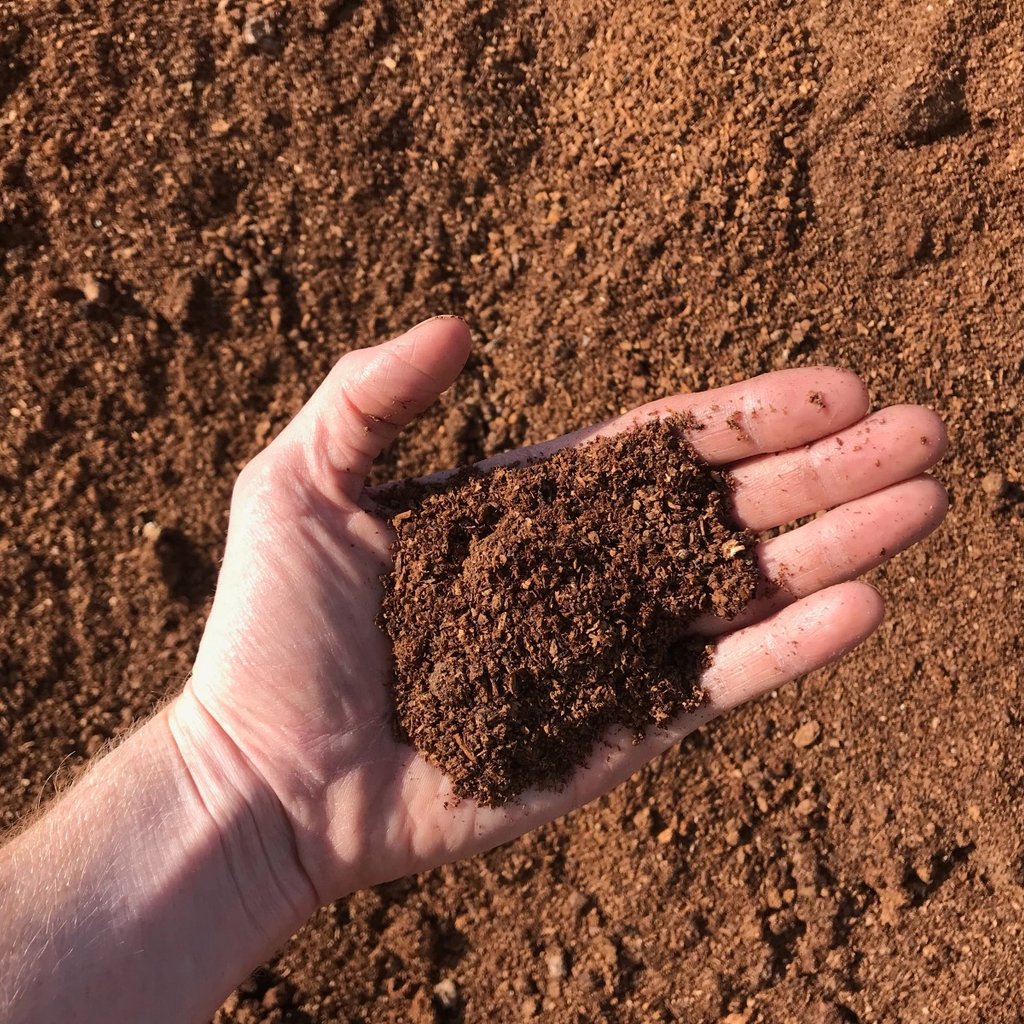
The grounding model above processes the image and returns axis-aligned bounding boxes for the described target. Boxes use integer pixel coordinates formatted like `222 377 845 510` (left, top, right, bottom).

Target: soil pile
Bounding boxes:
382 416 759 805
2 0 1023 1021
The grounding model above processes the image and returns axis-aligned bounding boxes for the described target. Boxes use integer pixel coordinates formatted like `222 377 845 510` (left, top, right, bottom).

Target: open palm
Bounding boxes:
175 317 947 904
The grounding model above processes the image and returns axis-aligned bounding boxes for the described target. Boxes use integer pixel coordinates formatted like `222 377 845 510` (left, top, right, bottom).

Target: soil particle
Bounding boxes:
725 412 751 442
260 983 291 1010
792 720 823 749
981 471 1006 498
544 946 567 980
655 825 677 845
432 977 459 1011
381 416 759 805
78 272 110 305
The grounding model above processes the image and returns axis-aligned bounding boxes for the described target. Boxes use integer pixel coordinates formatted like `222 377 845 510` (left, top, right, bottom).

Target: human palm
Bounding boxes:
177 317 947 903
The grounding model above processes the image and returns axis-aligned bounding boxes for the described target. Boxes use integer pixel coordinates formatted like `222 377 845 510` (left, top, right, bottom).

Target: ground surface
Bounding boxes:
1 0 1023 1021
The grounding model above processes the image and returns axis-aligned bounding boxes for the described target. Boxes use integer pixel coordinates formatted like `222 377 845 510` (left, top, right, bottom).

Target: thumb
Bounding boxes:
281 316 472 500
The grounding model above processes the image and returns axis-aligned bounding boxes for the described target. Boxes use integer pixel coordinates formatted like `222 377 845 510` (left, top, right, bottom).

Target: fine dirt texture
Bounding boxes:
382 416 759 806
1 0 1023 1022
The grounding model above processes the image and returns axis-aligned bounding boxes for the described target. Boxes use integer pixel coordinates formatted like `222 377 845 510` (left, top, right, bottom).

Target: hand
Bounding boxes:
170 316 948 910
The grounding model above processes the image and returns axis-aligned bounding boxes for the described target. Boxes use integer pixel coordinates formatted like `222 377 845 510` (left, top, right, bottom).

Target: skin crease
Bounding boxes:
0 316 949 1024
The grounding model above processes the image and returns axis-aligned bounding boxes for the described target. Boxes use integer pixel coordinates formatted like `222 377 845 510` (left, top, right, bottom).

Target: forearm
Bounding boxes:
0 698 316 1024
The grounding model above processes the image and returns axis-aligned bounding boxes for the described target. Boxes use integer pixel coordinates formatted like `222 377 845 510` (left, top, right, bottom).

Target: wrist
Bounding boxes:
1 700 318 1024
165 687 319 946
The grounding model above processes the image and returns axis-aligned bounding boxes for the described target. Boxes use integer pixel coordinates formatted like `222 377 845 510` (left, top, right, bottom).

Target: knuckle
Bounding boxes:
761 629 793 680
815 517 849 578
805 444 836 503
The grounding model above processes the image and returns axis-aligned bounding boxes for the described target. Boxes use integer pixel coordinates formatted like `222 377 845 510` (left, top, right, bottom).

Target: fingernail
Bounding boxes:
404 314 470 336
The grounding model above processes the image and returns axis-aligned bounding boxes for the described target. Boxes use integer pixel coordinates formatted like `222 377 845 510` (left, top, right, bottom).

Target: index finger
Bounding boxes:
406 367 869 491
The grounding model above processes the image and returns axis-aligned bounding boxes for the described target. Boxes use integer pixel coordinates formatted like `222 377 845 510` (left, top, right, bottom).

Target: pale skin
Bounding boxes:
0 317 949 1023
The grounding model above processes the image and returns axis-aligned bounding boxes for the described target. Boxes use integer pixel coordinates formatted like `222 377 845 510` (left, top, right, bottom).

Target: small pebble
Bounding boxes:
565 889 588 917
981 471 1006 498
433 978 458 1010
80 273 110 304
141 521 163 544
544 946 567 980
631 806 653 833
792 720 822 748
